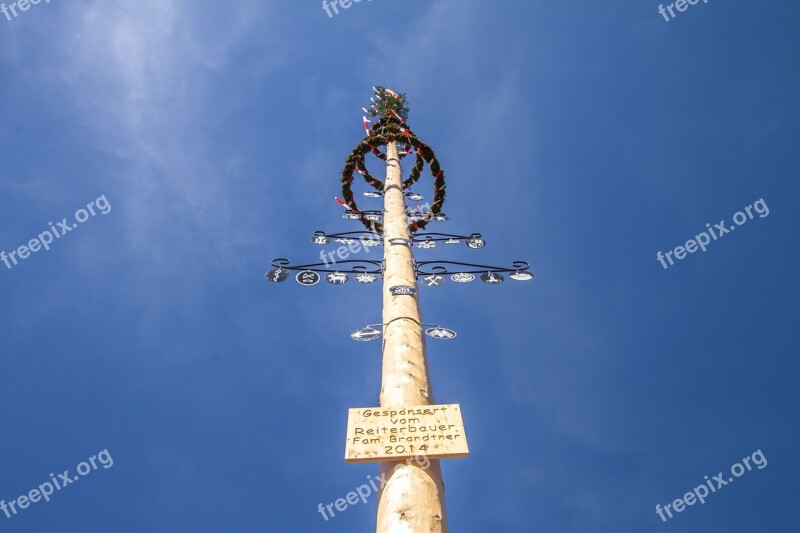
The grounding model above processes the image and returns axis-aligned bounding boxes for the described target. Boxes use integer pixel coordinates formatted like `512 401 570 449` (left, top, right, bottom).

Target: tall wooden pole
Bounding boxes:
377 141 449 532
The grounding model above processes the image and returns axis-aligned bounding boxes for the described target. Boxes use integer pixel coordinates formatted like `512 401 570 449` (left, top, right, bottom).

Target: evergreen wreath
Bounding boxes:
340 87 447 234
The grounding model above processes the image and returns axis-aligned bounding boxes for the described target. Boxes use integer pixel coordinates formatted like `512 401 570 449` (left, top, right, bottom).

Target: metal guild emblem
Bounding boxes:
265 268 290 283
388 238 410 246
434 214 448 221
421 275 445 287
363 191 382 198
351 326 382 342
480 272 504 284
406 193 424 201
510 271 534 281
425 327 457 340
389 285 417 296
311 234 329 245
450 273 475 283
363 213 382 222
355 273 378 284
335 238 355 244
326 272 349 284
416 239 437 249
466 238 485 249
361 236 381 247
343 211 361 220
296 270 320 286
444 238 461 245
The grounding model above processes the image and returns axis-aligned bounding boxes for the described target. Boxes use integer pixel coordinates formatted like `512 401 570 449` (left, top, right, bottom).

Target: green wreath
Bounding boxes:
340 98 447 234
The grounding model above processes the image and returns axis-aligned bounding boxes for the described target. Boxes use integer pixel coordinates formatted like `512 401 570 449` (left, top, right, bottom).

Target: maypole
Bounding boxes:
376 138 448 531
266 87 533 532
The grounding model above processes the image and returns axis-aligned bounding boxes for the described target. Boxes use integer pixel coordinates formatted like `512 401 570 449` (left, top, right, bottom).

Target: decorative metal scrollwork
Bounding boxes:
268 258 383 275
415 260 532 278
412 232 484 249
311 231 381 246
268 258 532 286
310 231 485 248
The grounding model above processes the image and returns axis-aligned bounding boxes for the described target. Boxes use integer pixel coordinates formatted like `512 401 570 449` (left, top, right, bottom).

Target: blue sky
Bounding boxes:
0 1 798 531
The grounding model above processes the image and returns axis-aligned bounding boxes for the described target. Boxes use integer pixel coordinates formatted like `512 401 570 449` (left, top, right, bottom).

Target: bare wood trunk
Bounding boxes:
376 141 449 533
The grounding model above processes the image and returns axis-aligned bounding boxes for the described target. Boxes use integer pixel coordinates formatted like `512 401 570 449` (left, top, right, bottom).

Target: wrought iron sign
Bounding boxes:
267 258 532 288
311 231 382 247
268 258 382 275
416 260 532 279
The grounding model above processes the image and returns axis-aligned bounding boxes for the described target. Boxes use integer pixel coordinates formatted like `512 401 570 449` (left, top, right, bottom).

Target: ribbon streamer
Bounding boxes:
362 116 374 133
335 197 358 212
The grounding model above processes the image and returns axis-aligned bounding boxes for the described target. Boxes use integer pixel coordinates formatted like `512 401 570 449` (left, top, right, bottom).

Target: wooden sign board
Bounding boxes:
345 404 469 463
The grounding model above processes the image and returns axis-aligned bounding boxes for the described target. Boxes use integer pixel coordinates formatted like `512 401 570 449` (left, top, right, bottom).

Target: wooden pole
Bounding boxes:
376 141 449 532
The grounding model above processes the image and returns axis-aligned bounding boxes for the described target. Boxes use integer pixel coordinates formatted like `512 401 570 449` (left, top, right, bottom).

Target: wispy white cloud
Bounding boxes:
41 0 285 267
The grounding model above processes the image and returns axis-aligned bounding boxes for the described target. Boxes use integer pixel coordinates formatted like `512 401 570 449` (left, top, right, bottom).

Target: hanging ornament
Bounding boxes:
311 233 330 245
296 270 321 286
265 268 290 283
326 272 349 284
480 272 504 284
421 274 445 287
352 326 382 342
510 271 534 281
466 237 485 249
360 236 381 247
425 327 457 340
